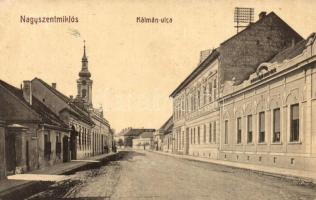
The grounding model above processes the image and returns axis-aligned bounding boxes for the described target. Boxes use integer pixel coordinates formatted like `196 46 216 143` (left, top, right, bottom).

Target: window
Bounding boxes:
203 124 206 143
82 89 87 97
224 120 228 144
290 104 299 142
203 86 207 105
237 117 242 144
213 79 217 100
197 90 201 108
213 121 216 143
182 132 185 148
44 131 51 160
209 123 212 143
273 108 281 143
56 133 61 158
193 128 196 144
208 82 212 102
191 95 194 112
190 129 192 144
247 115 253 143
259 112 265 143
197 126 200 144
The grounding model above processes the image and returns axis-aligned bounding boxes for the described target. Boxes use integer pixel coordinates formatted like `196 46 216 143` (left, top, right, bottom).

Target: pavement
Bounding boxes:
0 152 117 199
27 150 316 200
153 150 316 184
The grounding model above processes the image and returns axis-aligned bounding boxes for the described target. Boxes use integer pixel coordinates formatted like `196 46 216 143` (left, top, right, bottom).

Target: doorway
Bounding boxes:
63 136 69 162
5 132 16 174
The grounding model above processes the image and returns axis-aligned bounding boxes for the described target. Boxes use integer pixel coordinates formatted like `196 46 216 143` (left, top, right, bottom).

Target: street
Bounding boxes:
27 151 316 200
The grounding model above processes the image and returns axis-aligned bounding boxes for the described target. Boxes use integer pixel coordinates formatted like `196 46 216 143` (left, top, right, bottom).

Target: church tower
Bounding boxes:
77 41 93 109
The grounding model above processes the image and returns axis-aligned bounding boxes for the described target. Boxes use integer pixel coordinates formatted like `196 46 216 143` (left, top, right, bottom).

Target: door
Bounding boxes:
70 130 77 160
25 141 29 171
5 132 16 174
63 136 69 162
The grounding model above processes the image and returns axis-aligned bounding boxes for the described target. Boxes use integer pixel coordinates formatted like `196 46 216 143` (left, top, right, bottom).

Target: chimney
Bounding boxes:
52 83 56 89
200 49 212 63
22 81 32 105
291 38 296 47
259 11 267 20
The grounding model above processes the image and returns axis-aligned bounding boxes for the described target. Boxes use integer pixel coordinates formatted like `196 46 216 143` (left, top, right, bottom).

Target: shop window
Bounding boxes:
290 104 299 142
273 108 281 143
259 112 265 143
247 115 253 143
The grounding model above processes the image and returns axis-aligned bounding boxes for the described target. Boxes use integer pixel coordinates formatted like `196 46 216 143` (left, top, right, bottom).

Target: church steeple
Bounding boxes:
79 40 91 78
77 40 93 109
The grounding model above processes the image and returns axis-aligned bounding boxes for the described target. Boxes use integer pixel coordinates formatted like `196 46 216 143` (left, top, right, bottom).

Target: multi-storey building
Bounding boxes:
219 33 316 172
170 11 303 160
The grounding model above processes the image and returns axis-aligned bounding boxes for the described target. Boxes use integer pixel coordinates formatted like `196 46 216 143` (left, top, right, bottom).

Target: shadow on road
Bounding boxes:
0 152 133 200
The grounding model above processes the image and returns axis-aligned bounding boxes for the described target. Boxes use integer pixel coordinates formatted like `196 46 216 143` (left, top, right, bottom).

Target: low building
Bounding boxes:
218 33 316 172
132 131 154 150
0 120 6 179
30 43 112 159
0 80 70 177
118 128 155 148
154 116 173 151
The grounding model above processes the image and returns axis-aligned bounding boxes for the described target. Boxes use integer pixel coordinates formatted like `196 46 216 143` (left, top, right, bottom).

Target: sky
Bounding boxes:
0 0 316 133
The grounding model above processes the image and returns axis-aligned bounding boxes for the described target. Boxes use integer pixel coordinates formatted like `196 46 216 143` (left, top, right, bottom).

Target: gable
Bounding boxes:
0 86 40 121
219 12 303 85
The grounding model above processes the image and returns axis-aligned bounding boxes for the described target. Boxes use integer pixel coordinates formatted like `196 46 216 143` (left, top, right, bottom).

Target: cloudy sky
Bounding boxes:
0 0 315 133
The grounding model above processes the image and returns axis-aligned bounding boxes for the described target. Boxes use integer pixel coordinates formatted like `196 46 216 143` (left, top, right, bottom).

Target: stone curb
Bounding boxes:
150 150 316 185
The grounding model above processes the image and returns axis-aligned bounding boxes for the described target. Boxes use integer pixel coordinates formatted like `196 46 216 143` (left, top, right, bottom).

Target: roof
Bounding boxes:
170 49 219 97
170 12 303 97
122 128 155 137
33 78 94 125
220 12 302 46
159 116 173 134
269 39 307 63
139 131 154 138
0 80 69 129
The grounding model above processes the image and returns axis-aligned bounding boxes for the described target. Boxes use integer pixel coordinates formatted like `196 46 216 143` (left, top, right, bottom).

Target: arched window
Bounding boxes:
82 89 87 97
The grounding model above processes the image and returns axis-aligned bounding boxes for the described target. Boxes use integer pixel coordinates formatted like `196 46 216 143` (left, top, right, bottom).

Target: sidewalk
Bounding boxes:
152 150 316 184
0 152 117 198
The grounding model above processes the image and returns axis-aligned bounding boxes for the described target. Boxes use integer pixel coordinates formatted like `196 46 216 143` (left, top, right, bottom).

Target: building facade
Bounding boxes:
219 33 316 172
132 131 154 150
169 12 305 163
30 43 112 159
0 80 70 178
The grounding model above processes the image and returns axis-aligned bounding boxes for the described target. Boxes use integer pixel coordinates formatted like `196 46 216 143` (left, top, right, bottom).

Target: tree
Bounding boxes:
117 138 123 147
